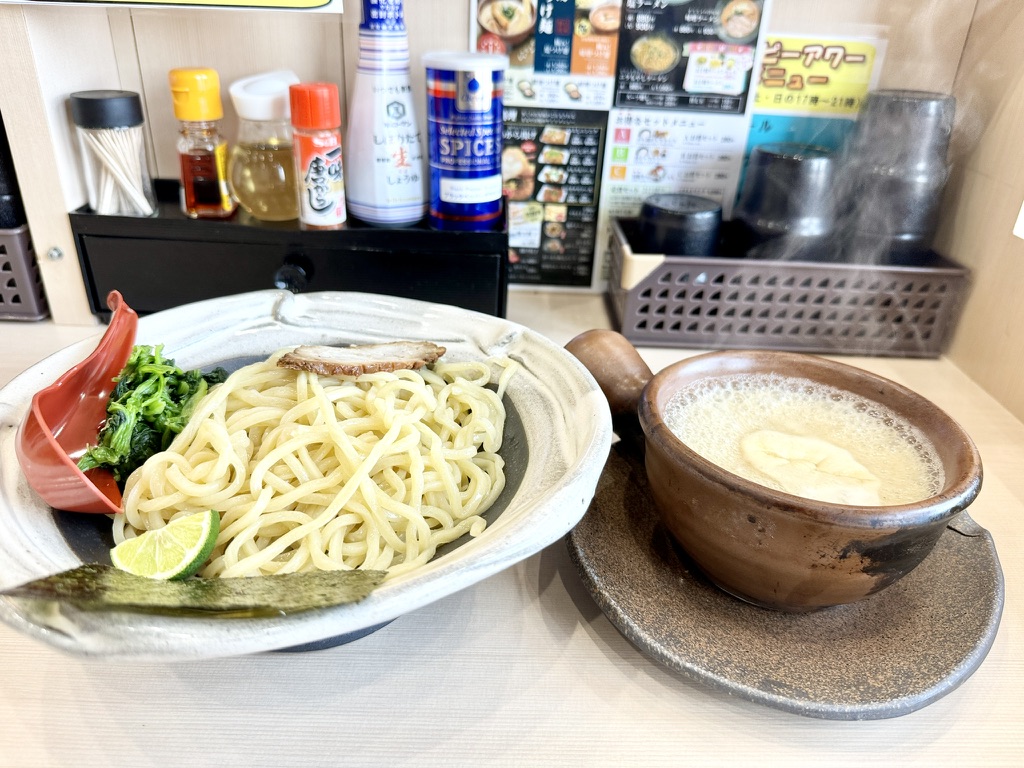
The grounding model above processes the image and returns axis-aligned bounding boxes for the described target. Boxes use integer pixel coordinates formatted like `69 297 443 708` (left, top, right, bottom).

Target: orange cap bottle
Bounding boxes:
289 83 341 131
289 82 346 229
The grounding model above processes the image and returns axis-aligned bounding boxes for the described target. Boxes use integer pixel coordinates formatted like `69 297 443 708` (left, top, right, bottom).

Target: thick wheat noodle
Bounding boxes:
114 349 517 579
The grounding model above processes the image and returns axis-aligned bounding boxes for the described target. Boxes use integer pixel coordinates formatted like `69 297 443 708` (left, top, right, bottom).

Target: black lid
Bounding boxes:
69 90 145 129
753 142 833 162
641 193 722 232
865 89 955 120
852 89 955 164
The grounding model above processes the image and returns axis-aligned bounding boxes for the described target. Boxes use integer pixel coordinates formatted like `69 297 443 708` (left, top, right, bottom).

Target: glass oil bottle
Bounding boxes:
228 70 300 222
169 67 236 219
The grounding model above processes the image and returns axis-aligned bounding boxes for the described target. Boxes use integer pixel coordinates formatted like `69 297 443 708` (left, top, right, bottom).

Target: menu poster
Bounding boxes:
502 107 607 286
615 0 765 112
473 0 621 110
743 111 856 169
753 35 885 117
742 35 885 196
596 106 748 225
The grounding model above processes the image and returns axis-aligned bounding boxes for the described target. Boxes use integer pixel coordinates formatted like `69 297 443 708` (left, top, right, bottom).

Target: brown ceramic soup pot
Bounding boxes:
566 330 983 612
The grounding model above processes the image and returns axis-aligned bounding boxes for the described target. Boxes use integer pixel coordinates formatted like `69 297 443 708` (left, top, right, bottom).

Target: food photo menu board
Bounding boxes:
593 0 771 287
474 0 622 110
615 0 763 112
502 107 606 285
593 107 749 258
472 0 775 289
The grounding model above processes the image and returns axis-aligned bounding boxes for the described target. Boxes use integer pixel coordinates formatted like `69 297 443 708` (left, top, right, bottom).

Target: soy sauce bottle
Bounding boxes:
344 0 426 226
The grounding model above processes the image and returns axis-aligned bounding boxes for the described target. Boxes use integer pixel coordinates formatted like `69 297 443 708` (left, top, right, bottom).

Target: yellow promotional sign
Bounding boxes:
753 36 882 115
0 0 340 9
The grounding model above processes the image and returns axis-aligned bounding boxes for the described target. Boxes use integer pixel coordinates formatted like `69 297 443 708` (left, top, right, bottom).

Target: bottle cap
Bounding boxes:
169 68 224 122
229 70 299 122
360 0 406 31
69 90 146 129
289 83 341 131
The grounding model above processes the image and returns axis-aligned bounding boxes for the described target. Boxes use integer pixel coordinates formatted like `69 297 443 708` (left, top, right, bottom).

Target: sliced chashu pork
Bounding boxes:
277 341 447 376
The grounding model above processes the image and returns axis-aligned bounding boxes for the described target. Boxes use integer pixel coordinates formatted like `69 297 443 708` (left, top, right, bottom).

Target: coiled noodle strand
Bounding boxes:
114 350 516 580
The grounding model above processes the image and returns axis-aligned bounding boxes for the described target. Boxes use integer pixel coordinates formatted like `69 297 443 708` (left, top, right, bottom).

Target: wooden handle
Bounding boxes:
565 329 653 417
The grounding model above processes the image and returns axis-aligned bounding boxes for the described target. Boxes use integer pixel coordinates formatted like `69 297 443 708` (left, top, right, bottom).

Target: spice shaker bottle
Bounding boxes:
169 67 236 219
345 0 426 226
290 82 347 230
69 90 156 217
423 52 507 231
228 70 300 222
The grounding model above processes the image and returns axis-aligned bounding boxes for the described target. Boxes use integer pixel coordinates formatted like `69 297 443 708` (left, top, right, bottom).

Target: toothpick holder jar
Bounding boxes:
70 90 157 217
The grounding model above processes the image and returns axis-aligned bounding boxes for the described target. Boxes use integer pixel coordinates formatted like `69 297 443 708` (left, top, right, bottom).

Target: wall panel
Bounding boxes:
766 0 977 93
129 9 346 179
936 0 1024 421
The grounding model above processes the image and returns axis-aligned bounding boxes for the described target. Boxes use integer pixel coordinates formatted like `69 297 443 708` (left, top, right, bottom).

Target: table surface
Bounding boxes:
0 291 1021 768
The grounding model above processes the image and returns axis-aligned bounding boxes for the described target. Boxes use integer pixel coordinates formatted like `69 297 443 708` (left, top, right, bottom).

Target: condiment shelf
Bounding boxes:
607 218 970 358
69 180 509 319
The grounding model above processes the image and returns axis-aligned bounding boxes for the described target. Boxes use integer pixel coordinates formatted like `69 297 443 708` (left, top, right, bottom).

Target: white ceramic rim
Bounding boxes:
0 290 612 660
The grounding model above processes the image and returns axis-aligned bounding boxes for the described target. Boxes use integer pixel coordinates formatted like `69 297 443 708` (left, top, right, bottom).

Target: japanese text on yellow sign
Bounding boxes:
754 37 880 115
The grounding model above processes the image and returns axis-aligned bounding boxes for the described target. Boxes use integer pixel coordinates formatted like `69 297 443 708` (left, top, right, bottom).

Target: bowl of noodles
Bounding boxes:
715 0 761 44
0 290 613 659
478 0 537 48
630 34 682 76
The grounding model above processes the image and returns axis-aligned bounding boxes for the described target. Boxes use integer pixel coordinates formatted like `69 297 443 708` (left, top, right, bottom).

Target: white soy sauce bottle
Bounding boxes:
344 0 427 226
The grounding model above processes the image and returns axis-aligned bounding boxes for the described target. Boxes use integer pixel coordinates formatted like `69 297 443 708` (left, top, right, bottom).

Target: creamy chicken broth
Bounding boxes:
662 373 944 506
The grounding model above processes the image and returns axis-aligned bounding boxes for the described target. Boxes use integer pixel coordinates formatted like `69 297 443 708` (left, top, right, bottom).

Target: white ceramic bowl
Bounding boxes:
0 291 612 659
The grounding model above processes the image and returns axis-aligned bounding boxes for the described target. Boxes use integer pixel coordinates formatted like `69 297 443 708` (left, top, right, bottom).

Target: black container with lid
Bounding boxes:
838 89 955 265
638 193 722 256
69 89 156 217
69 89 147 130
734 142 837 260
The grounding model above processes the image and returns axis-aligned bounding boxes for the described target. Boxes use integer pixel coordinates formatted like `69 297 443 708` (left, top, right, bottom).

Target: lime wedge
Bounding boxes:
111 510 220 580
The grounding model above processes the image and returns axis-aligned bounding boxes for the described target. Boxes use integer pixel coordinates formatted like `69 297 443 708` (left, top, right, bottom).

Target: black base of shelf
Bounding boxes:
70 180 509 319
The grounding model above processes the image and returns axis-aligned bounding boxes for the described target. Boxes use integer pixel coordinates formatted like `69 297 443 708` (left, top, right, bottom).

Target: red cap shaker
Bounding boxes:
289 82 346 229
289 82 341 131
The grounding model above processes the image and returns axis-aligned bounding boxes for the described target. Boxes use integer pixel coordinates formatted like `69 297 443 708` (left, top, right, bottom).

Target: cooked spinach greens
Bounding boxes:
77 345 227 484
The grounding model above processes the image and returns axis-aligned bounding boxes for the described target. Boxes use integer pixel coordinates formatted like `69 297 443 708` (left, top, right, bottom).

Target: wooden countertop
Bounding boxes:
0 291 1020 767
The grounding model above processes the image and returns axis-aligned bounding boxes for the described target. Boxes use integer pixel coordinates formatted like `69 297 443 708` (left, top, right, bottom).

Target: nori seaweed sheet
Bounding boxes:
1 564 386 618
